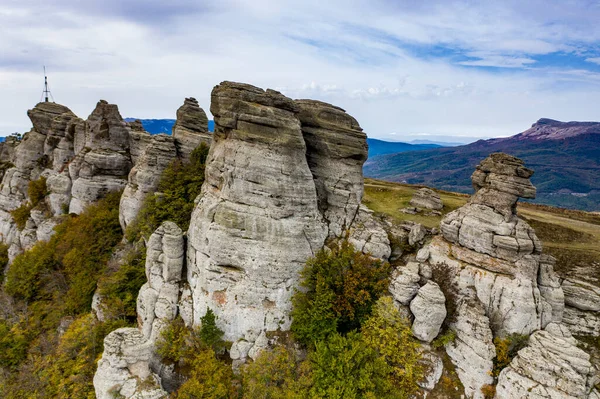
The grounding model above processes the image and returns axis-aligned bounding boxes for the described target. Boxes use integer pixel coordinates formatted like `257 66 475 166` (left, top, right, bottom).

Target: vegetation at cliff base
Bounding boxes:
126 142 209 241
291 240 391 345
0 191 133 398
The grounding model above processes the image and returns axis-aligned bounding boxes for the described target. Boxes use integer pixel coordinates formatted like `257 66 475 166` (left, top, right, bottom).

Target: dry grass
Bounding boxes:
362 178 600 286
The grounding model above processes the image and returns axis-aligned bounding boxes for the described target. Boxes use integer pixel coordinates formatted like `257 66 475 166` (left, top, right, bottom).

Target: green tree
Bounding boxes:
309 332 397 399
126 143 209 241
241 345 312 399
291 240 391 345
361 297 424 396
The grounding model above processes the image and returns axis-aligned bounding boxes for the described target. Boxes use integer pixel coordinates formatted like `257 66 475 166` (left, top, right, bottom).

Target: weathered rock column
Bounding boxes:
186 82 327 342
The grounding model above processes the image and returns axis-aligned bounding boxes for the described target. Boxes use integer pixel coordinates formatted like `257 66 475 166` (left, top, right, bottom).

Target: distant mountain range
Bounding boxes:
124 118 215 134
364 118 600 211
127 119 444 158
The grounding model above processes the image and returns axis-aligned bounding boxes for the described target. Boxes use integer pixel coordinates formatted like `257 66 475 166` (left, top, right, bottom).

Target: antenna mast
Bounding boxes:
42 66 54 103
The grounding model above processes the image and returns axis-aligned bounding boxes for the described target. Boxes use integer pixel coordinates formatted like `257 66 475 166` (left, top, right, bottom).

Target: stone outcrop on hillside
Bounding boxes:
562 278 600 335
119 134 177 230
496 323 599 398
410 187 443 210
94 222 184 399
388 153 579 398
184 81 390 347
172 97 211 160
0 98 212 260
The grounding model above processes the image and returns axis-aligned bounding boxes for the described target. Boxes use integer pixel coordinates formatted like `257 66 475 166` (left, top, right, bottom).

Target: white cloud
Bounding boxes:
1 0 600 139
586 57 600 65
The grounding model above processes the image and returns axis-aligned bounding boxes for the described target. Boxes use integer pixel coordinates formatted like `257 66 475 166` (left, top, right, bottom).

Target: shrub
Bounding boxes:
481 384 496 399
432 329 457 349
96 247 146 322
157 313 234 398
40 314 129 399
173 347 234 399
10 204 32 230
126 143 209 241
0 242 8 284
361 297 424 397
492 334 529 377
4 241 57 301
309 331 397 399
0 320 28 370
241 345 312 399
291 240 391 345
430 263 459 329
28 176 48 207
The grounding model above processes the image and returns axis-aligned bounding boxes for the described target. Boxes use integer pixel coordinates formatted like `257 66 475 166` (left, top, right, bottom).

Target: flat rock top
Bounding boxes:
211 81 298 113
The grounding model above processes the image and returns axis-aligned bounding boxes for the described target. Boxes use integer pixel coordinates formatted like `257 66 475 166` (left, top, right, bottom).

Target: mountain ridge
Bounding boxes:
364 119 600 211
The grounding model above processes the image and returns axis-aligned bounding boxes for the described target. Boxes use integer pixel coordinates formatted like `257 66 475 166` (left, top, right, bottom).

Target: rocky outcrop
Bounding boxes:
562 278 600 335
119 134 177 230
68 100 134 214
186 82 328 342
295 99 367 238
185 81 390 347
94 221 184 399
445 297 496 399
410 281 446 342
410 187 443 210
171 97 211 160
387 153 572 396
496 322 599 398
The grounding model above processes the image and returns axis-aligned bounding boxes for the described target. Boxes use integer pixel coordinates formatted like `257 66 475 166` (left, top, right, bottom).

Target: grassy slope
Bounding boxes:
363 178 600 285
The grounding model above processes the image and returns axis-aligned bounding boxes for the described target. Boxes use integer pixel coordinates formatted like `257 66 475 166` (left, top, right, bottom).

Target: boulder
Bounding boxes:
410 187 443 210
410 281 446 342
389 261 421 306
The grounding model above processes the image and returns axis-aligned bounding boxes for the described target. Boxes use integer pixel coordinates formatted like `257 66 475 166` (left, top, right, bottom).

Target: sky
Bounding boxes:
1 0 600 143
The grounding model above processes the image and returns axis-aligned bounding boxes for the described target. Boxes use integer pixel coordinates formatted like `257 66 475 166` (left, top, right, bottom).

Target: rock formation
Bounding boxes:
496 323 599 398
184 81 390 348
409 281 446 342
119 134 177 230
410 187 443 210
0 97 213 260
562 278 600 336
94 221 184 399
171 97 211 160
388 153 581 398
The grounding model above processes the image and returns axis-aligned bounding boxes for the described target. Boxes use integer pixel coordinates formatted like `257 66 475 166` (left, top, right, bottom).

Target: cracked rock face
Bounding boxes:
496 322 600 399
172 97 211 160
94 222 184 399
186 82 328 342
119 134 178 230
295 99 367 238
562 278 600 335
69 101 134 214
186 82 390 344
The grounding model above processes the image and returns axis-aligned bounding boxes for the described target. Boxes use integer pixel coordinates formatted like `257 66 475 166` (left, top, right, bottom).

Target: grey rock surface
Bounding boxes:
94 222 184 399
119 134 177 230
172 97 211 160
410 187 443 210
496 323 599 399
410 281 447 342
